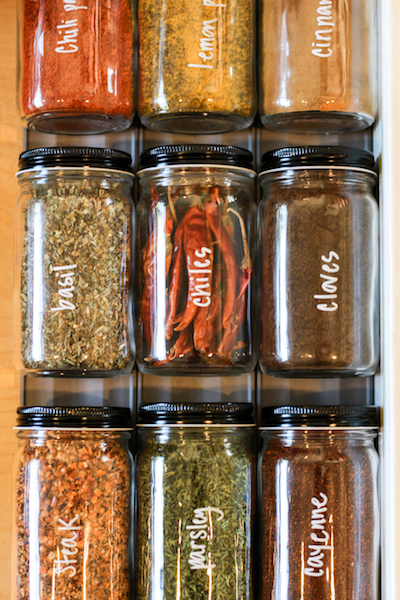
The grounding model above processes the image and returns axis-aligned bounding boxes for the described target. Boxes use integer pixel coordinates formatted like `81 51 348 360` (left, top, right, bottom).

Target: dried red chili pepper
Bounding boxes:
19 0 135 133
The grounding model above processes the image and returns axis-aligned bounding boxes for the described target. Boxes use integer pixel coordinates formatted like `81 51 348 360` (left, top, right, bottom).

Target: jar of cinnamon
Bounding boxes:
19 0 135 134
259 0 377 132
258 146 379 377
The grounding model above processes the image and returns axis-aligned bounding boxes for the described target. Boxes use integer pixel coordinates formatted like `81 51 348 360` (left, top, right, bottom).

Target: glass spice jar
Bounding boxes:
258 0 377 132
138 0 255 133
18 0 135 134
259 146 379 377
12 406 133 600
259 405 380 600
136 145 257 375
136 402 255 600
15 147 135 377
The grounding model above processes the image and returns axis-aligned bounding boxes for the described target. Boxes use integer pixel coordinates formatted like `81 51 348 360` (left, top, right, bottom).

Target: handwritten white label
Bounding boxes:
311 0 335 58
53 514 82 577
55 0 88 54
186 506 224 571
189 247 212 308
314 251 339 312
50 264 77 312
304 493 332 578
188 0 225 69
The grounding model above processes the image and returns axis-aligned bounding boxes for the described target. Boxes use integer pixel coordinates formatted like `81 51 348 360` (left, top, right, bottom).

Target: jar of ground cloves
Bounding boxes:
259 405 380 600
138 0 255 133
136 145 257 375
19 0 135 134
259 0 377 132
15 147 135 376
259 146 379 377
136 402 255 600
12 406 133 600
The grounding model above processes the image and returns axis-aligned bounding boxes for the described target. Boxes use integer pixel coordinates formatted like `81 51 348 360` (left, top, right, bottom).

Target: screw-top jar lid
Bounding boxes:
260 146 376 176
138 402 254 425
139 144 254 171
16 406 132 428
18 147 133 173
260 405 380 428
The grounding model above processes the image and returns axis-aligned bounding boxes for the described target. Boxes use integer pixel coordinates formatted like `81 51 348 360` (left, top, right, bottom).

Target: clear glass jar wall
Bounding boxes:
258 0 377 132
15 148 135 376
136 146 257 375
135 403 256 600
12 407 133 600
259 406 380 600
18 0 135 134
258 148 379 377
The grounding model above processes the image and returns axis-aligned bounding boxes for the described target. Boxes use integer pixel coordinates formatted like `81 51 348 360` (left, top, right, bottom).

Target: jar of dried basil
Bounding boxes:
259 146 379 377
258 0 377 132
136 145 257 375
12 406 133 600
15 147 135 376
259 405 380 600
136 402 256 600
138 0 255 133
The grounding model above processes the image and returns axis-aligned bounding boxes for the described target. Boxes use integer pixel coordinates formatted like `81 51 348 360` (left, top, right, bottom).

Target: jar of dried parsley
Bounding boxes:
19 0 135 134
138 0 255 133
13 406 133 600
136 402 255 600
259 146 379 377
259 0 377 132
136 145 257 375
259 405 380 600
15 147 135 376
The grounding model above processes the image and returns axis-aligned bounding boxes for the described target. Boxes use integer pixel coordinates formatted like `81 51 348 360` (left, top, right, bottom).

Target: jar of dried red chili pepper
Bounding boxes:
259 405 380 600
258 146 379 377
136 144 257 375
18 0 135 134
12 406 133 600
15 147 135 377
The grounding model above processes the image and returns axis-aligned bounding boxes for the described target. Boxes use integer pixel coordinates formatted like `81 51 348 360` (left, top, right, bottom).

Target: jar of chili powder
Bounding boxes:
15 147 135 376
259 405 380 600
136 145 257 375
136 402 256 600
12 406 133 600
258 0 377 132
259 146 379 377
19 0 135 134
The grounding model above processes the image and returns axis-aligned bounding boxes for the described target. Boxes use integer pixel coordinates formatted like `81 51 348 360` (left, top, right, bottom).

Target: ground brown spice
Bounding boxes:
15 430 131 600
20 185 133 374
138 0 255 132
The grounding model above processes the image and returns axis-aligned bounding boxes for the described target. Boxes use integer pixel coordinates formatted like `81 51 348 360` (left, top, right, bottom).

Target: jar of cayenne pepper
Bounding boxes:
15 147 135 376
12 406 133 600
19 0 135 134
259 146 379 377
136 145 257 374
258 0 377 132
259 405 380 600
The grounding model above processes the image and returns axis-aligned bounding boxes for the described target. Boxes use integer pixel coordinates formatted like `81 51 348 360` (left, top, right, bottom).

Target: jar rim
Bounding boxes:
137 164 256 178
16 406 132 428
259 165 377 178
139 144 254 170
138 402 254 425
260 405 380 428
18 146 134 173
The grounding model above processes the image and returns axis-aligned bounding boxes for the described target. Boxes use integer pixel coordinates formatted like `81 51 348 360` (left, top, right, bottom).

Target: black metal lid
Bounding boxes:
17 406 132 428
261 405 380 428
260 146 376 174
18 147 133 173
139 144 254 170
138 402 254 425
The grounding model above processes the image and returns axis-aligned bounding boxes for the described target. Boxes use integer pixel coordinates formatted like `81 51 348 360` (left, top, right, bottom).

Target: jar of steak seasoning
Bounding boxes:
15 147 134 376
136 403 255 600
12 407 133 600
259 146 378 377
259 405 379 600
136 145 257 375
